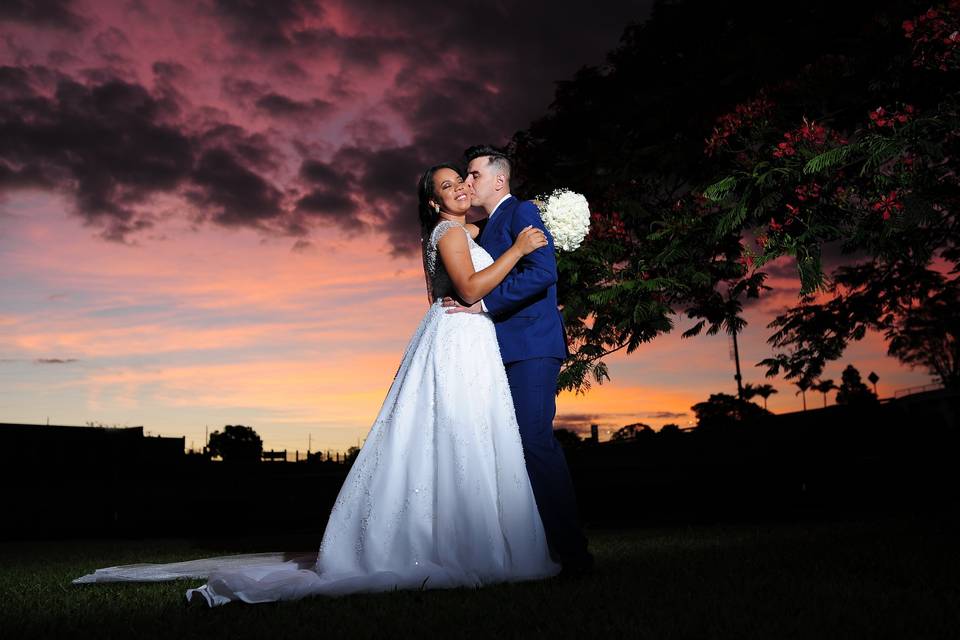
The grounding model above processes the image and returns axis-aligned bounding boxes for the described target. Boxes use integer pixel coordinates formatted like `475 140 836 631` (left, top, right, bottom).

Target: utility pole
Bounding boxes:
729 330 744 400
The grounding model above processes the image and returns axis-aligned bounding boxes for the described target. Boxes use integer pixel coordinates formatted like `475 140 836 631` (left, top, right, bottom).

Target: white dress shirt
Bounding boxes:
487 193 512 222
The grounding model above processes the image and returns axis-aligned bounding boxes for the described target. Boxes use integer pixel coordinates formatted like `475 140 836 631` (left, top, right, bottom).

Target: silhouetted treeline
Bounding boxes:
2 388 957 540
563 388 959 525
0 423 349 540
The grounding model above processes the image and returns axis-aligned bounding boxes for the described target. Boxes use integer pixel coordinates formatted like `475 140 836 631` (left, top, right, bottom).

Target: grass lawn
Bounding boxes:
1 514 957 639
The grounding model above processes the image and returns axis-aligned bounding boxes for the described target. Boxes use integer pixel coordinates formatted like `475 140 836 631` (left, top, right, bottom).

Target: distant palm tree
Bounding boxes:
812 378 838 407
682 278 770 400
794 378 812 411
743 382 778 410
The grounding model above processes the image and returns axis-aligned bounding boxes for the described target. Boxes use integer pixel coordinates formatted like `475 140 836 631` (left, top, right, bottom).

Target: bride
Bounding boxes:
73 163 562 605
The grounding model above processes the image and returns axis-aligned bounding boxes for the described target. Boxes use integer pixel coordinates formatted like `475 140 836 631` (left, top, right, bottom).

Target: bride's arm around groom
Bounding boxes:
478 197 558 317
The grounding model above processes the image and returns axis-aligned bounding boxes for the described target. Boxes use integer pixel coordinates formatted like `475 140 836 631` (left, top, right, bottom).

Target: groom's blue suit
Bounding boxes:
478 195 589 566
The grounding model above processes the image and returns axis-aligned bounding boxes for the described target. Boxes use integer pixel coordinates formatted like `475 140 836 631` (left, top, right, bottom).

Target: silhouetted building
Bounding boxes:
0 422 184 464
1 422 186 539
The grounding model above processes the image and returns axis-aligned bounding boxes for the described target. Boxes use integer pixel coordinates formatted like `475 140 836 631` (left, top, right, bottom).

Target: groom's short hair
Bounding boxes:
464 144 511 182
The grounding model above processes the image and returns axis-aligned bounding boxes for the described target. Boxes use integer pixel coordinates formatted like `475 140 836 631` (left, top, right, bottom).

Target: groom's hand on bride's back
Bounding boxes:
442 297 483 314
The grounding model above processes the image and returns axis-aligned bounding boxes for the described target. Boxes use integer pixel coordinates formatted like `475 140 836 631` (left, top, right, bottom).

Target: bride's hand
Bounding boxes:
512 225 548 256
441 297 483 314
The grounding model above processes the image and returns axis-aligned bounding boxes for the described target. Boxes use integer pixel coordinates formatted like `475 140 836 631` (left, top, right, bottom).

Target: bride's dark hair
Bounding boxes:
417 162 462 236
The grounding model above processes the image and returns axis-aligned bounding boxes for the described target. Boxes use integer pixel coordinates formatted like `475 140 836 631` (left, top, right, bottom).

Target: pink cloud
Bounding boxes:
0 1 937 453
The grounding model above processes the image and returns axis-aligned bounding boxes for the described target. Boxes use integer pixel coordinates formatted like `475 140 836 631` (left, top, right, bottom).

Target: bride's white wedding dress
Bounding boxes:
72 220 560 605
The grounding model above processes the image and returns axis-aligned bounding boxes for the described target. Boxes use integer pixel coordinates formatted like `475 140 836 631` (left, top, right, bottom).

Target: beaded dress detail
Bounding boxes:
72 220 560 605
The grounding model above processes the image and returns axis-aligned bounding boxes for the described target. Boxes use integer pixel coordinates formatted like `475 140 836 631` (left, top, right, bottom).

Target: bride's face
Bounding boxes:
431 168 471 215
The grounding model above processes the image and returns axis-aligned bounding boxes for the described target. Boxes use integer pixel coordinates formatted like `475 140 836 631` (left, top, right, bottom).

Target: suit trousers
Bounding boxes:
504 356 589 564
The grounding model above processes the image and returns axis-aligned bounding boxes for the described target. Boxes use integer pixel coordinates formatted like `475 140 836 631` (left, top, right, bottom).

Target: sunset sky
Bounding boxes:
0 0 937 454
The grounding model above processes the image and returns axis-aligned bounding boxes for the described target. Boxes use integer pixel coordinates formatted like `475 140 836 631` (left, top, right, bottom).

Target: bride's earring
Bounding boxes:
434 204 440 214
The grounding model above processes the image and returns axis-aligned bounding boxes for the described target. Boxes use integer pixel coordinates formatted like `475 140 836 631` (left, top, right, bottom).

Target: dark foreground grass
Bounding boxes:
1 514 958 639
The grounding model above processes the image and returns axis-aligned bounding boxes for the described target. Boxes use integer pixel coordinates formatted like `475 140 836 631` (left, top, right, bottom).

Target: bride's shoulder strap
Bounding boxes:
428 219 468 248
425 220 467 276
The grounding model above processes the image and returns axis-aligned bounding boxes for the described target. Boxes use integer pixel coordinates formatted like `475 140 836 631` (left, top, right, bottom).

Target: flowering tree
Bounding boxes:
520 0 960 394
702 2 960 388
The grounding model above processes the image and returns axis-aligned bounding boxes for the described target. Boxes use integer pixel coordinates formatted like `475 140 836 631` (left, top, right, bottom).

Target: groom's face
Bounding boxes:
466 156 496 208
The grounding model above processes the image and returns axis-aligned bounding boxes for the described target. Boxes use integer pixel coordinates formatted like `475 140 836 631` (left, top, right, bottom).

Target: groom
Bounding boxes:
443 144 593 575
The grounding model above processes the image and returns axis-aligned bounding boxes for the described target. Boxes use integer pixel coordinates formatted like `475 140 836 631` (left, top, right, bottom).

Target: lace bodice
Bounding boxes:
424 220 494 301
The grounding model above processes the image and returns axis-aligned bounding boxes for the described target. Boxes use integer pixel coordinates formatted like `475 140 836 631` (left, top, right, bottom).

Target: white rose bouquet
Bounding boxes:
535 188 591 252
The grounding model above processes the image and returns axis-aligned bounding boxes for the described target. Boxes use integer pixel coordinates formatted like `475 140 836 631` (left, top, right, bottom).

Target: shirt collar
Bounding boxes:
488 193 512 220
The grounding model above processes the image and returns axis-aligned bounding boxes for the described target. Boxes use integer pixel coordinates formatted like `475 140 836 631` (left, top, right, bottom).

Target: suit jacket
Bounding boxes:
479 195 570 364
